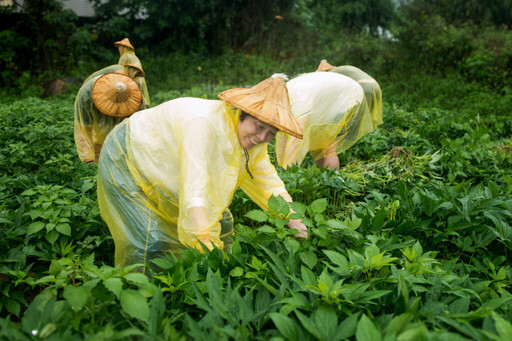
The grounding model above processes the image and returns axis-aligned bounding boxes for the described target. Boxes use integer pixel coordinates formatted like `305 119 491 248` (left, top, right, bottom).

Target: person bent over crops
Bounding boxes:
114 38 150 108
275 66 382 170
73 63 147 163
96 74 308 274
317 59 383 130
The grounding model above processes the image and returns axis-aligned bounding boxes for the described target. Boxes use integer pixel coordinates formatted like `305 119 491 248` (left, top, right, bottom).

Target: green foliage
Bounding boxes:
392 1 512 89
402 0 512 28
1 2 512 336
0 0 96 88
461 26 512 88
90 0 315 55
2 0 512 103
311 0 395 36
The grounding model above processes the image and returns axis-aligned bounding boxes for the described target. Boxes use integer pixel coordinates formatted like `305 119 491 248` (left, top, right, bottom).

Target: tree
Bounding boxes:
90 0 313 54
1 0 92 82
397 0 512 28
310 0 396 37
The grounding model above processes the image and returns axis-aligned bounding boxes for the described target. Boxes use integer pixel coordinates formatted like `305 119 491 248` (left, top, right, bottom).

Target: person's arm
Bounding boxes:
74 123 95 163
288 219 308 238
73 87 96 163
177 117 223 250
135 77 150 109
239 146 308 238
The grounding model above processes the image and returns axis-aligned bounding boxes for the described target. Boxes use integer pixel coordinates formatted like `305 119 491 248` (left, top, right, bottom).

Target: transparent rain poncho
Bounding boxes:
74 65 147 163
97 98 292 269
84 64 124 83
330 65 383 129
118 49 140 67
74 65 126 163
275 72 375 168
118 51 150 108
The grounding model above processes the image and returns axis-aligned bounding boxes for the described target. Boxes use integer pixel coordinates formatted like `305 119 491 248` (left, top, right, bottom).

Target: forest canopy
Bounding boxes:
0 0 511 95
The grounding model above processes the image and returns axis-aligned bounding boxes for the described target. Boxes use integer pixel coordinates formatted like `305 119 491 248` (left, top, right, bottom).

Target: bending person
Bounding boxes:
114 38 150 108
275 72 375 170
97 74 307 273
316 59 383 129
74 64 145 163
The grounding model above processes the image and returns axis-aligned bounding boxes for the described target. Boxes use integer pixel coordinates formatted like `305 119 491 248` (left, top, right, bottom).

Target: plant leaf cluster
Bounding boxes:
0 66 512 338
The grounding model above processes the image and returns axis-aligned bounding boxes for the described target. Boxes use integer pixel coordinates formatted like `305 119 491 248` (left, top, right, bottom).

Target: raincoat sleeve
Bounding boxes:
239 146 292 210
73 75 125 163
84 64 124 83
135 77 150 108
177 117 223 250
73 81 96 162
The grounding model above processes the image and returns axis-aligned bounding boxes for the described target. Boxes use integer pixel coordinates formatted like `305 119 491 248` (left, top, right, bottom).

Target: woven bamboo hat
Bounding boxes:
92 73 142 117
124 63 145 77
114 38 135 51
315 59 336 72
218 74 303 139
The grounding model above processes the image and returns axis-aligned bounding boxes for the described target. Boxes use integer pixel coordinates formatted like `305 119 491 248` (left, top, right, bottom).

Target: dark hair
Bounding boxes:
240 111 250 121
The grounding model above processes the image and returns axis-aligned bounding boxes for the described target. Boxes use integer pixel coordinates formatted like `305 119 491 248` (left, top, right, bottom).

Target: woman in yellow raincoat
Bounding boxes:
275 72 370 170
114 38 150 108
275 61 383 170
74 64 145 163
317 59 383 129
97 74 307 271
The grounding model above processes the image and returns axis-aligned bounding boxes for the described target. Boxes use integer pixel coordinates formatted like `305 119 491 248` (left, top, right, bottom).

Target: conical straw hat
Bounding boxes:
315 59 336 72
218 74 303 139
114 38 135 51
92 73 142 117
124 63 145 77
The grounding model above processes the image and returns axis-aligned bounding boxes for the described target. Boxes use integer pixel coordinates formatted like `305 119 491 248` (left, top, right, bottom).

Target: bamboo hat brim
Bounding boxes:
315 59 336 72
114 38 135 51
92 73 142 117
124 63 145 77
218 74 303 139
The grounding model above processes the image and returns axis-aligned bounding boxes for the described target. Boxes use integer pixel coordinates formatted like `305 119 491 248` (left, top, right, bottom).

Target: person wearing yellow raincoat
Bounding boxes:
275 61 383 170
97 74 308 272
317 59 383 129
114 38 150 108
74 64 145 163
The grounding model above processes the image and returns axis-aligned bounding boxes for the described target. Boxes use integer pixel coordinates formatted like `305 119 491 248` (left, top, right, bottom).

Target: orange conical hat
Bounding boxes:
114 38 135 51
218 74 303 139
124 63 145 77
315 59 336 72
92 73 142 117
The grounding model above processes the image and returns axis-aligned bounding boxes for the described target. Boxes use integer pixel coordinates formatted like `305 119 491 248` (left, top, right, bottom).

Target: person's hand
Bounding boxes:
200 236 215 251
288 219 308 239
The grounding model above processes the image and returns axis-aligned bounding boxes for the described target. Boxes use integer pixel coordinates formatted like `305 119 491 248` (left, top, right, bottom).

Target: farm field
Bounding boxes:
1 81 512 340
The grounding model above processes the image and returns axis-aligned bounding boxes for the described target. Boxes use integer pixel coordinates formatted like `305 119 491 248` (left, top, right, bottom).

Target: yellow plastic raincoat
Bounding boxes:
118 50 140 66
84 64 124 83
97 98 293 268
118 51 150 108
74 65 145 163
330 65 383 128
275 72 375 168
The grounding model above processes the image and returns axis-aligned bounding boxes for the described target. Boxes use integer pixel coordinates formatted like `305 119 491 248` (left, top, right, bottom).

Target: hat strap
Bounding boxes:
244 149 254 179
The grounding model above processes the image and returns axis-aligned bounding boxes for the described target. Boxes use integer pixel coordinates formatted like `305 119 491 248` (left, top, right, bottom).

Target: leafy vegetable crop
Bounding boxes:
0 86 511 340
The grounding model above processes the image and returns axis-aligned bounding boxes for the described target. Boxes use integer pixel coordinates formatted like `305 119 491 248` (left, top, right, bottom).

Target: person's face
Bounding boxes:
237 114 278 150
